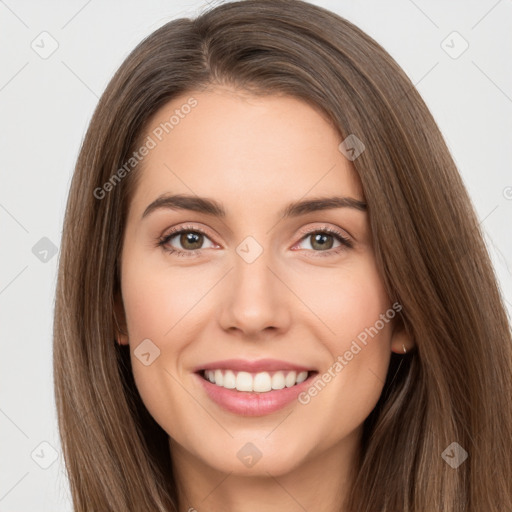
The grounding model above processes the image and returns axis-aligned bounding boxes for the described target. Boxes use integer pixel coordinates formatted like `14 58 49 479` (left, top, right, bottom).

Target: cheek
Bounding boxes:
328 260 392 373
291 253 391 348
293 256 393 428
119 258 187 425
120 253 223 434
120 254 202 340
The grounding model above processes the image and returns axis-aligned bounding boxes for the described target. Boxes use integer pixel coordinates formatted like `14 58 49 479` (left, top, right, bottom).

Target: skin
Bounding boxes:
116 86 413 512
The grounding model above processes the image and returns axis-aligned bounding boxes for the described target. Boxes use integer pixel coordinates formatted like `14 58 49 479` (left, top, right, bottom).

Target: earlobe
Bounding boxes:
113 292 129 346
115 331 129 346
390 322 415 354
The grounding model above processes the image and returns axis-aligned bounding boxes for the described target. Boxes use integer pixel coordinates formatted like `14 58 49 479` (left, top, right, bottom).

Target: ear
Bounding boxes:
390 315 415 354
113 291 129 346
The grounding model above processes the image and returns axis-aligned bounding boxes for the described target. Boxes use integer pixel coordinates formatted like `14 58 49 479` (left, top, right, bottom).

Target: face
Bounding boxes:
116 86 409 478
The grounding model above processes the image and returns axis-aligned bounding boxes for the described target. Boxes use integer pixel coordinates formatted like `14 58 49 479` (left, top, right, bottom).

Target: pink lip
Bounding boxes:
194 370 318 417
193 358 315 374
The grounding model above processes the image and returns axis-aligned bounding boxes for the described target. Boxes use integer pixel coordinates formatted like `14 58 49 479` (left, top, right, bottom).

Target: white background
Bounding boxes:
1 0 511 510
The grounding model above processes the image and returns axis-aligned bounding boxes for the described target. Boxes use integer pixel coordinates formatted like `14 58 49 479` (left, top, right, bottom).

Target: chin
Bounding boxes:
197 436 308 477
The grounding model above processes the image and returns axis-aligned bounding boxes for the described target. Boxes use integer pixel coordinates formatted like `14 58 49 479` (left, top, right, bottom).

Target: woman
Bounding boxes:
53 0 512 510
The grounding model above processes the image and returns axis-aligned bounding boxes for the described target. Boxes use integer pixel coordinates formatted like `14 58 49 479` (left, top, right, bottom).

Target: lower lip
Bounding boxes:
195 371 318 416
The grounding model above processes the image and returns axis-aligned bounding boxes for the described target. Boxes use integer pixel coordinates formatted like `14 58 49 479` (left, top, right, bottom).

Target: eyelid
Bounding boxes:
294 223 352 242
161 223 218 241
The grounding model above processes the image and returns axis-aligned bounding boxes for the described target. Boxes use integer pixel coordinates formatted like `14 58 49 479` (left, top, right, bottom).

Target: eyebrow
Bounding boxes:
141 193 367 220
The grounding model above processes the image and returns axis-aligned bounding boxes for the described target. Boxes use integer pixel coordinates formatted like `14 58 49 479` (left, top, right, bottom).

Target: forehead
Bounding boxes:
128 88 363 219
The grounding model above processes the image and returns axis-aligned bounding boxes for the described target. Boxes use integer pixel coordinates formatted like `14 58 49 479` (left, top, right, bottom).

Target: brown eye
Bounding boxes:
293 227 353 257
177 231 204 250
309 232 335 251
158 226 217 257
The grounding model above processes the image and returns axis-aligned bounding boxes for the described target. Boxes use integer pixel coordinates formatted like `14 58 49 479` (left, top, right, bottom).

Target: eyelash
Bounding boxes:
156 224 353 258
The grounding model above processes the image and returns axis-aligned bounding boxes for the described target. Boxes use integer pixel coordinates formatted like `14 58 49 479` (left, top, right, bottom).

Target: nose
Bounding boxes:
217 246 292 338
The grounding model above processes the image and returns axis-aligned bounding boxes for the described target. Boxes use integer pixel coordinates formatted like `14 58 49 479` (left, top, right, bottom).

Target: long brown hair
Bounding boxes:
53 0 512 510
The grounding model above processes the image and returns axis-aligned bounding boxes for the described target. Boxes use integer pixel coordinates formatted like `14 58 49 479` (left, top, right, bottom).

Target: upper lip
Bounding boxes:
193 359 316 374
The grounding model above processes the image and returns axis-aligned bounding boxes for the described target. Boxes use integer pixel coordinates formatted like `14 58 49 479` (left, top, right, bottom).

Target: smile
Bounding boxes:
200 369 310 393
194 359 319 416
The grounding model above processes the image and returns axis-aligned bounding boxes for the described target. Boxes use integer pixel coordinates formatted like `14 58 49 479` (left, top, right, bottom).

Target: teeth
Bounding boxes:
271 372 285 390
203 369 309 392
223 370 236 389
296 371 308 384
236 371 253 392
214 369 223 386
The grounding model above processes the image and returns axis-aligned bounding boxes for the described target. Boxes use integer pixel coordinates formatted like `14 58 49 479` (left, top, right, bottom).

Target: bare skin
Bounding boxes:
116 86 413 512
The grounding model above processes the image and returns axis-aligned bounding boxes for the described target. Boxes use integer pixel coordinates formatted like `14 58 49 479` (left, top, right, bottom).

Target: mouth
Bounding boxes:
193 358 319 416
197 368 317 393
194 360 319 416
